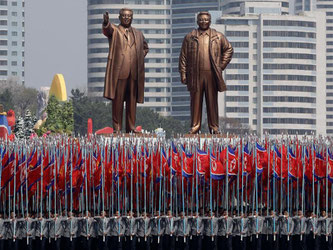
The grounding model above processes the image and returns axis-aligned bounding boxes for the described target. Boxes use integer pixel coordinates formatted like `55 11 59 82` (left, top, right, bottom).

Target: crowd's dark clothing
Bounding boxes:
0 215 331 250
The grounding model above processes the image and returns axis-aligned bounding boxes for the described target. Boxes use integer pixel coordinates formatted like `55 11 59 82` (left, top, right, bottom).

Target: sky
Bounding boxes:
25 0 87 93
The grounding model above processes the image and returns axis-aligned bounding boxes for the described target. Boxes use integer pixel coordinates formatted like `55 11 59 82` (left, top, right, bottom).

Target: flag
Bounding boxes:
288 147 298 180
256 142 267 174
243 144 253 176
181 145 193 178
227 146 238 176
314 149 326 180
210 153 225 180
304 147 313 183
328 149 333 183
171 142 180 175
1 150 15 188
197 148 209 176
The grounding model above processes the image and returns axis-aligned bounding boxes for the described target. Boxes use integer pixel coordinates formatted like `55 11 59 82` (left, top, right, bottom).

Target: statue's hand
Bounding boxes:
181 73 186 84
103 12 109 26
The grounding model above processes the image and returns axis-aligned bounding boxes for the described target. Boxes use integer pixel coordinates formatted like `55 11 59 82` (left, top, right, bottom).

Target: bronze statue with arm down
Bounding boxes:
179 12 233 134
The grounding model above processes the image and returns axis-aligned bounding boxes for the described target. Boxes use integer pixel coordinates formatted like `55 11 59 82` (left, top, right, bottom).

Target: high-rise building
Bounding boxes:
295 1 333 135
87 0 172 116
0 0 25 84
213 2 326 136
221 0 290 15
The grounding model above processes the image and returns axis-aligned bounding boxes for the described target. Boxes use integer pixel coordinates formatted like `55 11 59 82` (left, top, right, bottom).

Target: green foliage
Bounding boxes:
136 107 187 138
0 89 14 110
0 80 38 116
38 95 74 135
23 109 36 138
14 116 24 139
70 88 187 137
71 89 112 136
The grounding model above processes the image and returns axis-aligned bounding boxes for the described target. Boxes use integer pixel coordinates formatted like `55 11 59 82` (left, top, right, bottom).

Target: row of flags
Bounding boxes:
0 136 333 215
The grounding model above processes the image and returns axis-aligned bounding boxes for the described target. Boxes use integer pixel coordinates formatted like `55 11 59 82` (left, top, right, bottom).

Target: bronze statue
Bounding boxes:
179 11 233 134
103 8 149 133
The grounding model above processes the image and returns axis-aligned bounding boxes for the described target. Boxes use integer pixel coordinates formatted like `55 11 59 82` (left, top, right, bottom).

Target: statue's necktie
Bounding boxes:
125 29 132 47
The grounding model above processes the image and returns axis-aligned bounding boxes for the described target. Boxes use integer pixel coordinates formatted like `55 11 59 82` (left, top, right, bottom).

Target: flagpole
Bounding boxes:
326 144 329 241
84 142 89 238
237 143 240 216
209 146 213 240
64 142 68 216
70 141 73 242
287 141 290 241
326 146 328 216
280 140 283 213
181 144 185 241
267 140 270 214
241 139 244 216
301 144 305 215
134 143 138 216
13 144 17 241
254 142 258 237
273 145 276 241
0 142 2 215
312 143 315 212
226 143 229 216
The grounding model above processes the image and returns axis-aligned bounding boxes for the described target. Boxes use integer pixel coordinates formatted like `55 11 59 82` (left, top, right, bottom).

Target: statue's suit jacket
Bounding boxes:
103 23 149 103
179 28 233 93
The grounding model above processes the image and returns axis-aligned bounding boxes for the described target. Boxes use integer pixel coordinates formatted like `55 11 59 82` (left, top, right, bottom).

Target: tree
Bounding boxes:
0 80 38 116
14 116 24 139
219 117 253 136
38 95 74 135
23 109 36 138
71 88 113 136
0 88 14 111
135 107 187 137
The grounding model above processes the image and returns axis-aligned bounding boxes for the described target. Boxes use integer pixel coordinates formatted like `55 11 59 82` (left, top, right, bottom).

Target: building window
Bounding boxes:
11 21 17 26
11 12 17 16
11 61 17 66
11 41 17 46
12 31 17 36
11 1 17 6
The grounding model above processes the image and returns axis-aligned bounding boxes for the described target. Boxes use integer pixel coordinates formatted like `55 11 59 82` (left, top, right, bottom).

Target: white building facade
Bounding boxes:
0 0 25 84
294 0 333 135
213 4 326 136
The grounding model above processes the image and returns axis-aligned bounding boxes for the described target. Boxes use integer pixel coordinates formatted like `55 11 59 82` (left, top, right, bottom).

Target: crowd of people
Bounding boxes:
0 208 332 250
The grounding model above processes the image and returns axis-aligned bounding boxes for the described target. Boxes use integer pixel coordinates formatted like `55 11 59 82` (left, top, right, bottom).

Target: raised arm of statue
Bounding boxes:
102 11 114 38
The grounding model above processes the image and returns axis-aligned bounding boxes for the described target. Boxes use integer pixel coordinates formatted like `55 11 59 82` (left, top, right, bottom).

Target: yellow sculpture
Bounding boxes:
49 74 67 101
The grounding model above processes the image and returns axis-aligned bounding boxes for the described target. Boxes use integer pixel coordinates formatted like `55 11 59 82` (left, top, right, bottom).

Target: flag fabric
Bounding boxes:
210 152 225 180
